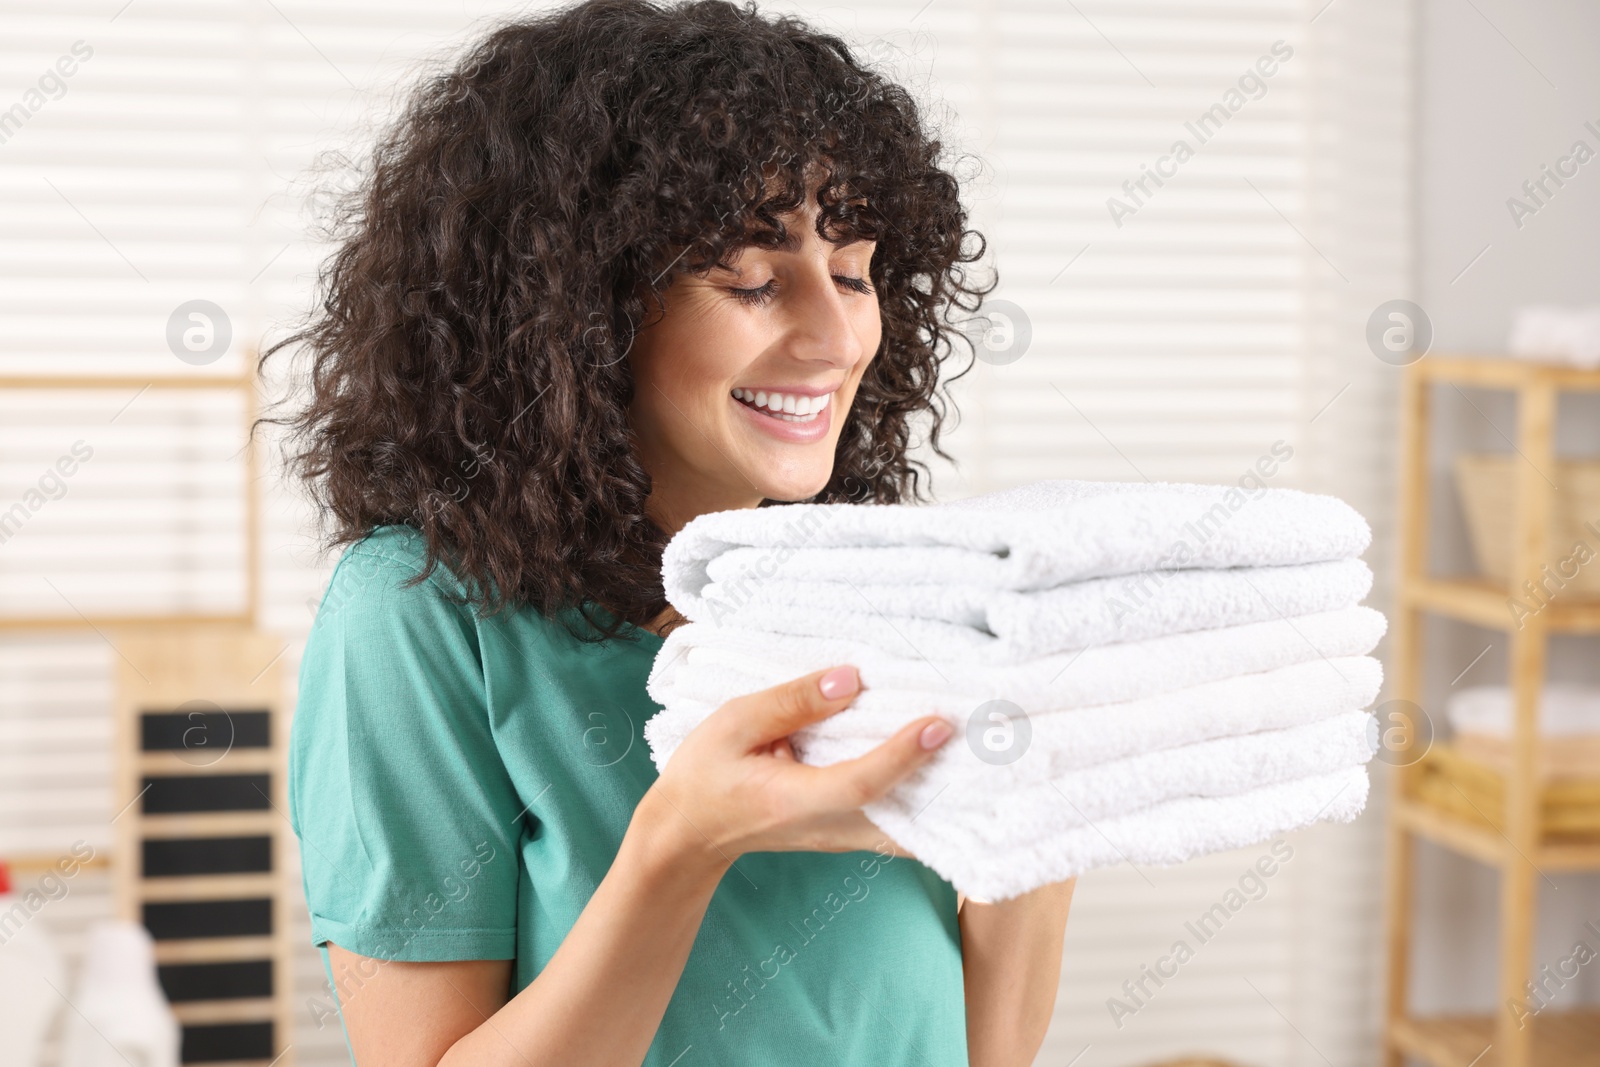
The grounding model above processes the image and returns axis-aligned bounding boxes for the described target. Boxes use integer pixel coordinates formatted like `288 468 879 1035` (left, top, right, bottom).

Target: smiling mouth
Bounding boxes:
731 387 832 423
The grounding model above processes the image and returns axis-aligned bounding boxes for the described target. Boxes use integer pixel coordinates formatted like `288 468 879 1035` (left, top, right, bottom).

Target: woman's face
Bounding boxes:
627 200 880 532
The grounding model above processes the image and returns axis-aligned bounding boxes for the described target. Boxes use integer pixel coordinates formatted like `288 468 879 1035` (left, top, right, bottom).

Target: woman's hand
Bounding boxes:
334 665 952 1067
641 664 953 864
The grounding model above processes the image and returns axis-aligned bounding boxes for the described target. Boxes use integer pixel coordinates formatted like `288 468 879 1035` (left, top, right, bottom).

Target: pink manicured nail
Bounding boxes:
919 720 953 750
818 665 858 700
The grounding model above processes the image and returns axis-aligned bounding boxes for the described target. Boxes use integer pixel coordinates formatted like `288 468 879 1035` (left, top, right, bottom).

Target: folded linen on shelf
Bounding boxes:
1447 684 1600 737
1508 305 1600 369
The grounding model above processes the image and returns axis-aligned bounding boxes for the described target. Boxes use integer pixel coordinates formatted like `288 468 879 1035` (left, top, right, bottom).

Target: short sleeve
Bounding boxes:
288 530 523 962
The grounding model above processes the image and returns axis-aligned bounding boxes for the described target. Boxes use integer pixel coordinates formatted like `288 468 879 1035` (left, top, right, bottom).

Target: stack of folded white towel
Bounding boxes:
1508 305 1600 369
644 480 1386 901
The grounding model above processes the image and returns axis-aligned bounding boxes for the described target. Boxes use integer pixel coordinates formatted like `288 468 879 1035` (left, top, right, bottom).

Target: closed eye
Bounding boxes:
727 275 875 307
728 280 777 306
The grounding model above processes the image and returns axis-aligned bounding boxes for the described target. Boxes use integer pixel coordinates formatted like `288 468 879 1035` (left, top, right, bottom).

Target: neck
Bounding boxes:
642 475 769 636
646 478 764 539
644 603 686 637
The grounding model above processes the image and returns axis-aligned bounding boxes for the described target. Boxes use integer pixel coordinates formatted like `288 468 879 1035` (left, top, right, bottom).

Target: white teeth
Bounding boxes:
730 388 835 422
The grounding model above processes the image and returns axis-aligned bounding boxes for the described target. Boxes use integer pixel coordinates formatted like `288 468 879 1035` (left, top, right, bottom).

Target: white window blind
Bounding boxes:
1 2 1409 1064
887 3 1410 1064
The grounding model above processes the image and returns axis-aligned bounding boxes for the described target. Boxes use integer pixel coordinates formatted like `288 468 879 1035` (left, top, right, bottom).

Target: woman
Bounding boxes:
279 2 1074 1064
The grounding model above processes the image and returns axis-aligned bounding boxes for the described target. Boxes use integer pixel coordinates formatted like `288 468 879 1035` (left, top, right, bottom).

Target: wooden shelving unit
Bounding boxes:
1 371 297 1066
1382 356 1600 1067
1392 1010 1600 1066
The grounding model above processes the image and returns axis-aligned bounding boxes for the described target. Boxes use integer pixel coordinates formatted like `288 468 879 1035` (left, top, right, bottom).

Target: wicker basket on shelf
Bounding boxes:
1454 454 1600 593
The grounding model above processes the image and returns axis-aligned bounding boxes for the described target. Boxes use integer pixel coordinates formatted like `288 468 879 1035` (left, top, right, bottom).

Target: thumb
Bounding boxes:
718 665 863 750
809 715 954 807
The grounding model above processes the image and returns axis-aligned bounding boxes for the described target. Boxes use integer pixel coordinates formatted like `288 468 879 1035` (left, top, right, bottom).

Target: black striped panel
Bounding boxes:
181 1021 274 1063
143 836 272 877
143 898 272 940
141 774 270 814
141 709 271 751
158 959 273 1002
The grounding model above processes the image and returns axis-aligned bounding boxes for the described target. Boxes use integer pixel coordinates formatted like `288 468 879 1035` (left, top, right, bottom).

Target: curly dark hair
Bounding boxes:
265 0 991 642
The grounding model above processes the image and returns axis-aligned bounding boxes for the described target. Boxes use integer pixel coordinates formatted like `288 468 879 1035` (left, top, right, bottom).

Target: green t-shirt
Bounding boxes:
288 526 968 1066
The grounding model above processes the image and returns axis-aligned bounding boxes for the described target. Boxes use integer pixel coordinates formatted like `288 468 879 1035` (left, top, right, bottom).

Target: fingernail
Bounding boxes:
818 665 858 700
919 720 953 750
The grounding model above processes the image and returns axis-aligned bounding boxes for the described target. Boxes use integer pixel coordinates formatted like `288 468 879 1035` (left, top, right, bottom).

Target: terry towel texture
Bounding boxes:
665 478 1371 606
645 479 1384 900
696 558 1373 662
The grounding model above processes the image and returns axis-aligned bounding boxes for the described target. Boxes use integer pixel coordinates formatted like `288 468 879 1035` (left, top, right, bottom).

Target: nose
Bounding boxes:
781 259 871 369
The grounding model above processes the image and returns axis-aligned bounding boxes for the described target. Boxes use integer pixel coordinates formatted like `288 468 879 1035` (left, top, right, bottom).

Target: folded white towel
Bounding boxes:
646 605 1387 724
1447 684 1600 737
694 559 1372 662
866 710 1375 848
664 479 1371 612
645 607 1384 898
904 764 1370 902
667 656 1381 776
1508 305 1600 369
649 479 1381 900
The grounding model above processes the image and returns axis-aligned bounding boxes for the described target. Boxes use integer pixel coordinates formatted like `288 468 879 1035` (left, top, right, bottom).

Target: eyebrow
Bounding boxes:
715 231 873 275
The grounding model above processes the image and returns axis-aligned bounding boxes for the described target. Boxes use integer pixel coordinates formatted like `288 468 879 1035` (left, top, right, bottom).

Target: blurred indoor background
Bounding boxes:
2 1 1597 1065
